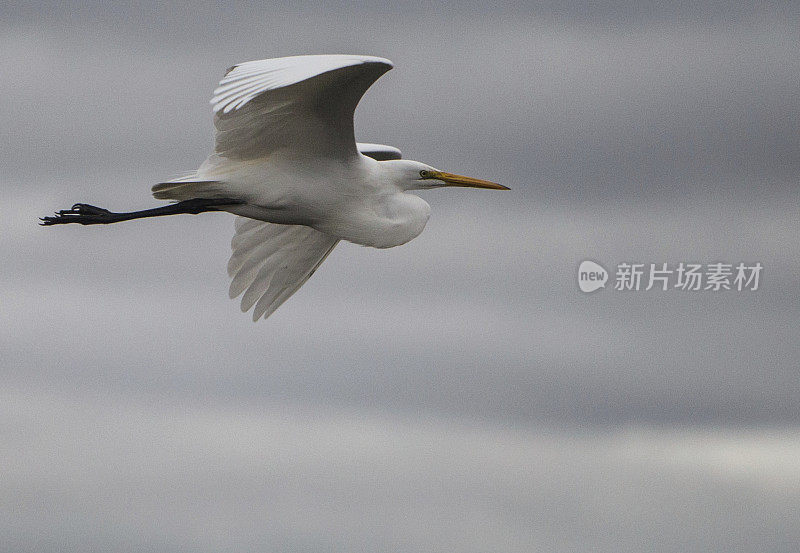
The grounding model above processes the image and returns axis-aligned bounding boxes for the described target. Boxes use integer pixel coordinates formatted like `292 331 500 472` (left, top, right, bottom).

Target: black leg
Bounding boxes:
40 198 244 226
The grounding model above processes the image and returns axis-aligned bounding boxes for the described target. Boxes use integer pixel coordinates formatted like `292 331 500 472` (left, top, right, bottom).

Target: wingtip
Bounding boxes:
210 54 393 114
361 55 393 68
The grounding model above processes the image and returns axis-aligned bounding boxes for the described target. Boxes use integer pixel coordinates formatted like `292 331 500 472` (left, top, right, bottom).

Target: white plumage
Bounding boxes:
210 55 392 114
45 54 507 321
227 218 338 321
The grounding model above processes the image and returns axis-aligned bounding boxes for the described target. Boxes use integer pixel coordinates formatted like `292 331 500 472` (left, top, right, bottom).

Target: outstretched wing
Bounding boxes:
227 217 338 321
212 55 393 161
356 142 402 161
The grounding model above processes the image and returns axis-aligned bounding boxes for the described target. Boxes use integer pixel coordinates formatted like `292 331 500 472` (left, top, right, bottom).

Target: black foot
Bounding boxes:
40 203 115 225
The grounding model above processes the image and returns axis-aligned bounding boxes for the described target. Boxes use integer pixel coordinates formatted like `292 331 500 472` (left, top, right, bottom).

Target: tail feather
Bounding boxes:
151 179 226 201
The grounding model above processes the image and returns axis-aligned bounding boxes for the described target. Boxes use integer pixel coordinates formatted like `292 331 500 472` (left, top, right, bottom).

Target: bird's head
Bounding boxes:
384 160 509 192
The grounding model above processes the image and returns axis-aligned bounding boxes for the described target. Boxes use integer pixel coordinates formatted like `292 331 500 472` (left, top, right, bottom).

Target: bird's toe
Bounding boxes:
39 204 113 225
70 203 111 215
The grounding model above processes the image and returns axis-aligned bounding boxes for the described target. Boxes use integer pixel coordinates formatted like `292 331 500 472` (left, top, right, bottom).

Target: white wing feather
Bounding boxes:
228 217 338 321
211 55 393 160
210 56 395 320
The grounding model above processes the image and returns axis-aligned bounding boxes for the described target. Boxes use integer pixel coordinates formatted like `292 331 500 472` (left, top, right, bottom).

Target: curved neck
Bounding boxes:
316 191 431 249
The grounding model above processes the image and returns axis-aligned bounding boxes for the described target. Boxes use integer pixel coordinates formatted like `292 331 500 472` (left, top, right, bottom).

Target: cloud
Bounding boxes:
3 8 798 201
3 4 799 550
6 192 799 425
2 388 799 553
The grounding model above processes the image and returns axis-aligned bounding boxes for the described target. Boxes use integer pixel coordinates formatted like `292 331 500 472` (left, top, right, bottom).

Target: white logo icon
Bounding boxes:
578 260 608 292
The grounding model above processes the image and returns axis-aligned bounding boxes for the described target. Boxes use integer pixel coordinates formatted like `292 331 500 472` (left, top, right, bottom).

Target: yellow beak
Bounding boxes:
431 171 510 190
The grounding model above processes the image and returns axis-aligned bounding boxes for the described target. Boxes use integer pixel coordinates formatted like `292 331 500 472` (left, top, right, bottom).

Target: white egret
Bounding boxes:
42 55 508 321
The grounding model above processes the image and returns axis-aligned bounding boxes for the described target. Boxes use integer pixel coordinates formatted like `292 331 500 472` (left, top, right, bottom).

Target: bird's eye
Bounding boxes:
419 170 429 178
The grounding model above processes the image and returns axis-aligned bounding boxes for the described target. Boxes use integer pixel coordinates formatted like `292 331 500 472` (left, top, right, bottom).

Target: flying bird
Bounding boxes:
42 55 508 321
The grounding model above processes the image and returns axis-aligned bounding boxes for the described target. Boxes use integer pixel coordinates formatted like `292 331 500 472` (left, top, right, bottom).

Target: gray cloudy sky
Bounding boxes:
2 1 799 552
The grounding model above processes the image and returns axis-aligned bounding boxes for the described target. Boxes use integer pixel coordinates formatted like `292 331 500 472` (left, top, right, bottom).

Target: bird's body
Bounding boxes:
179 153 431 248
43 54 507 321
